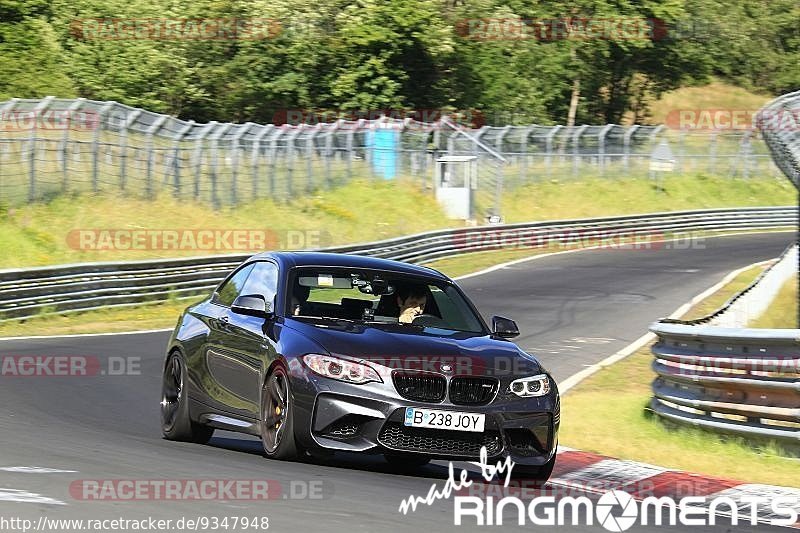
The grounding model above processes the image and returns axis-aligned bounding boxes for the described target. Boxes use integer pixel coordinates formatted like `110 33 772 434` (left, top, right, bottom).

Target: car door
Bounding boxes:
207 261 281 421
201 262 257 417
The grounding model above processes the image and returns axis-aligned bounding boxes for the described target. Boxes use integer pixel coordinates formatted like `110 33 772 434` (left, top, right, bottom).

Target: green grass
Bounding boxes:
559 347 800 487
1 173 794 268
560 264 800 486
0 169 794 338
500 174 794 223
750 275 798 328
0 299 196 337
627 79 773 125
0 179 454 268
680 264 768 320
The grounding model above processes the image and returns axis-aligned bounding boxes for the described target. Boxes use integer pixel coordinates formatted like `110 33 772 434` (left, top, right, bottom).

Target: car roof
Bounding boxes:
250 251 449 281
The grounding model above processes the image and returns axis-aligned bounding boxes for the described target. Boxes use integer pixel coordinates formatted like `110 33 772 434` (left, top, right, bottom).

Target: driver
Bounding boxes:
396 284 429 324
291 283 310 316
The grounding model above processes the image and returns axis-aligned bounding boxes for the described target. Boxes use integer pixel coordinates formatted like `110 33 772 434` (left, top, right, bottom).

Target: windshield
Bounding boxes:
286 268 486 334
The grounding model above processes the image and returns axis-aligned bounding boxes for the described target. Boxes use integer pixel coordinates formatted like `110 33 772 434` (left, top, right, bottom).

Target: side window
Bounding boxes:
214 264 255 307
240 262 280 309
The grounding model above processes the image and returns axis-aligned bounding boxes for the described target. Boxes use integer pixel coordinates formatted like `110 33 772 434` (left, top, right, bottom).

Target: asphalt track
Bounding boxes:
0 232 793 533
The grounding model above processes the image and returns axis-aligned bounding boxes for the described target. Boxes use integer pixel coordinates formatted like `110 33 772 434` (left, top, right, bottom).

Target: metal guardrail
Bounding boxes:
650 323 799 443
0 97 780 211
0 206 795 321
661 244 797 326
757 89 800 190
650 242 799 443
647 91 800 445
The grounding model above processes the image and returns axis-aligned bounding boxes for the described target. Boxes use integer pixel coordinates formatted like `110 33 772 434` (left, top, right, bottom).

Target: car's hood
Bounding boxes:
284 318 542 377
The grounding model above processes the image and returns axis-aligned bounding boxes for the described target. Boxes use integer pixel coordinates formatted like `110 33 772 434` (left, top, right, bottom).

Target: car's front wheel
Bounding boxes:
161 351 214 444
261 365 300 460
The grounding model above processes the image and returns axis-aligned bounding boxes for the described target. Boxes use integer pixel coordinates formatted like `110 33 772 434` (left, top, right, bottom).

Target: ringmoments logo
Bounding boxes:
398 448 799 529
453 490 799 528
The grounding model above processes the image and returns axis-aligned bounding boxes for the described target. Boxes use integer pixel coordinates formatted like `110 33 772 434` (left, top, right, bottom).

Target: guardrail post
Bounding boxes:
171 120 195 198
572 125 588 178
208 123 232 209
306 125 316 192
144 114 168 199
60 98 85 193
117 108 140 192
623 125 638 172
545 126 560 178
91 101 114 194
598 124 614 176
251 124 272 199
268 129 281 197
28 97 54 201
286 127 301 200
0 99 19 203
191 122 216 202
230 123 253 205
324 123 336 188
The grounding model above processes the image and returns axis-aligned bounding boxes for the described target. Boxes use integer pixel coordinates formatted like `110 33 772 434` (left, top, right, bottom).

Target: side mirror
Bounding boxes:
232 294 272 319
492 315 519 339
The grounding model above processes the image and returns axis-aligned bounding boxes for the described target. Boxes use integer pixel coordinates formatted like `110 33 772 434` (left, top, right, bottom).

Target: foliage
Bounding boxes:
1 0 796 123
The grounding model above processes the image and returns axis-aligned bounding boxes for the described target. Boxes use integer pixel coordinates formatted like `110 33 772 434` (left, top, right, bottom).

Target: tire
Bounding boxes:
161 351 215 444
261 365 300 460
384 453 431 469
511 452 556 484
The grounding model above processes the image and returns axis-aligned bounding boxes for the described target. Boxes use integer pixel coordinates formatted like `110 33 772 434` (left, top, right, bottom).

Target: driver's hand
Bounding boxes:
399 307 421 324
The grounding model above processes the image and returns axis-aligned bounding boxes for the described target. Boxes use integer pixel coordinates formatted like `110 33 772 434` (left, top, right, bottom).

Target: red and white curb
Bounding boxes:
548 447 800 528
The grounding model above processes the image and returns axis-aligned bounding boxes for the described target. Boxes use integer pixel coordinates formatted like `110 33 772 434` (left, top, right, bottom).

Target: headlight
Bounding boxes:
509 374 550 397
302 354 383 385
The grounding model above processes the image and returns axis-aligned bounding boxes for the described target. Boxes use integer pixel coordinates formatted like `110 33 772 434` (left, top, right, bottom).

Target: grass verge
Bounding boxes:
750 275 799 329
559 265 800 487
639 80 773 125
1 174 794 268
0 299 197 337
1 230 793 338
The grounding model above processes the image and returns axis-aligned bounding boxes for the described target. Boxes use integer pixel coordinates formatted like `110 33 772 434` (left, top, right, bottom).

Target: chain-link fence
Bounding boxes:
0 97 784 214
757 90 800 190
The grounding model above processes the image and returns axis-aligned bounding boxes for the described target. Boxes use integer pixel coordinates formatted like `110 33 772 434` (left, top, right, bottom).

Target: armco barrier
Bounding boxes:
645 90 800 445
0 206 795 321
650 323 799 442
650 244 799 443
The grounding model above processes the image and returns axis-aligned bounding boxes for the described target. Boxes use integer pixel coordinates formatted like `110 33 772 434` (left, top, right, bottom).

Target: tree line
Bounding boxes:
1 0 797 125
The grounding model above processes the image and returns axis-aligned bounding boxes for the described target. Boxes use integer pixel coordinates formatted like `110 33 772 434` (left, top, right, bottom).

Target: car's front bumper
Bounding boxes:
299 380 559 466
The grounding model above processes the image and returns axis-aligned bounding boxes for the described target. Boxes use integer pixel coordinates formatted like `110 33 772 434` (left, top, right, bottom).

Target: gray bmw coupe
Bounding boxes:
161 252 559 479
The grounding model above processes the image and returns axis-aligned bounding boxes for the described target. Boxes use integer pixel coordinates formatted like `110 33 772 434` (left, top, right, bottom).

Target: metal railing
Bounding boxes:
650 244 799 443
650 323 799 443
757 89 800 189
0 206 794 321
0 97 783 213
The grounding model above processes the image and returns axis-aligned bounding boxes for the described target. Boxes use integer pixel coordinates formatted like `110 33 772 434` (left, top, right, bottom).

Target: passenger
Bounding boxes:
396 284 428 324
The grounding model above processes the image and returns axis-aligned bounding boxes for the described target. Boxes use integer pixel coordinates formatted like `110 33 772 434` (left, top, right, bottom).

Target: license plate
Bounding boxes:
403 407 485 432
